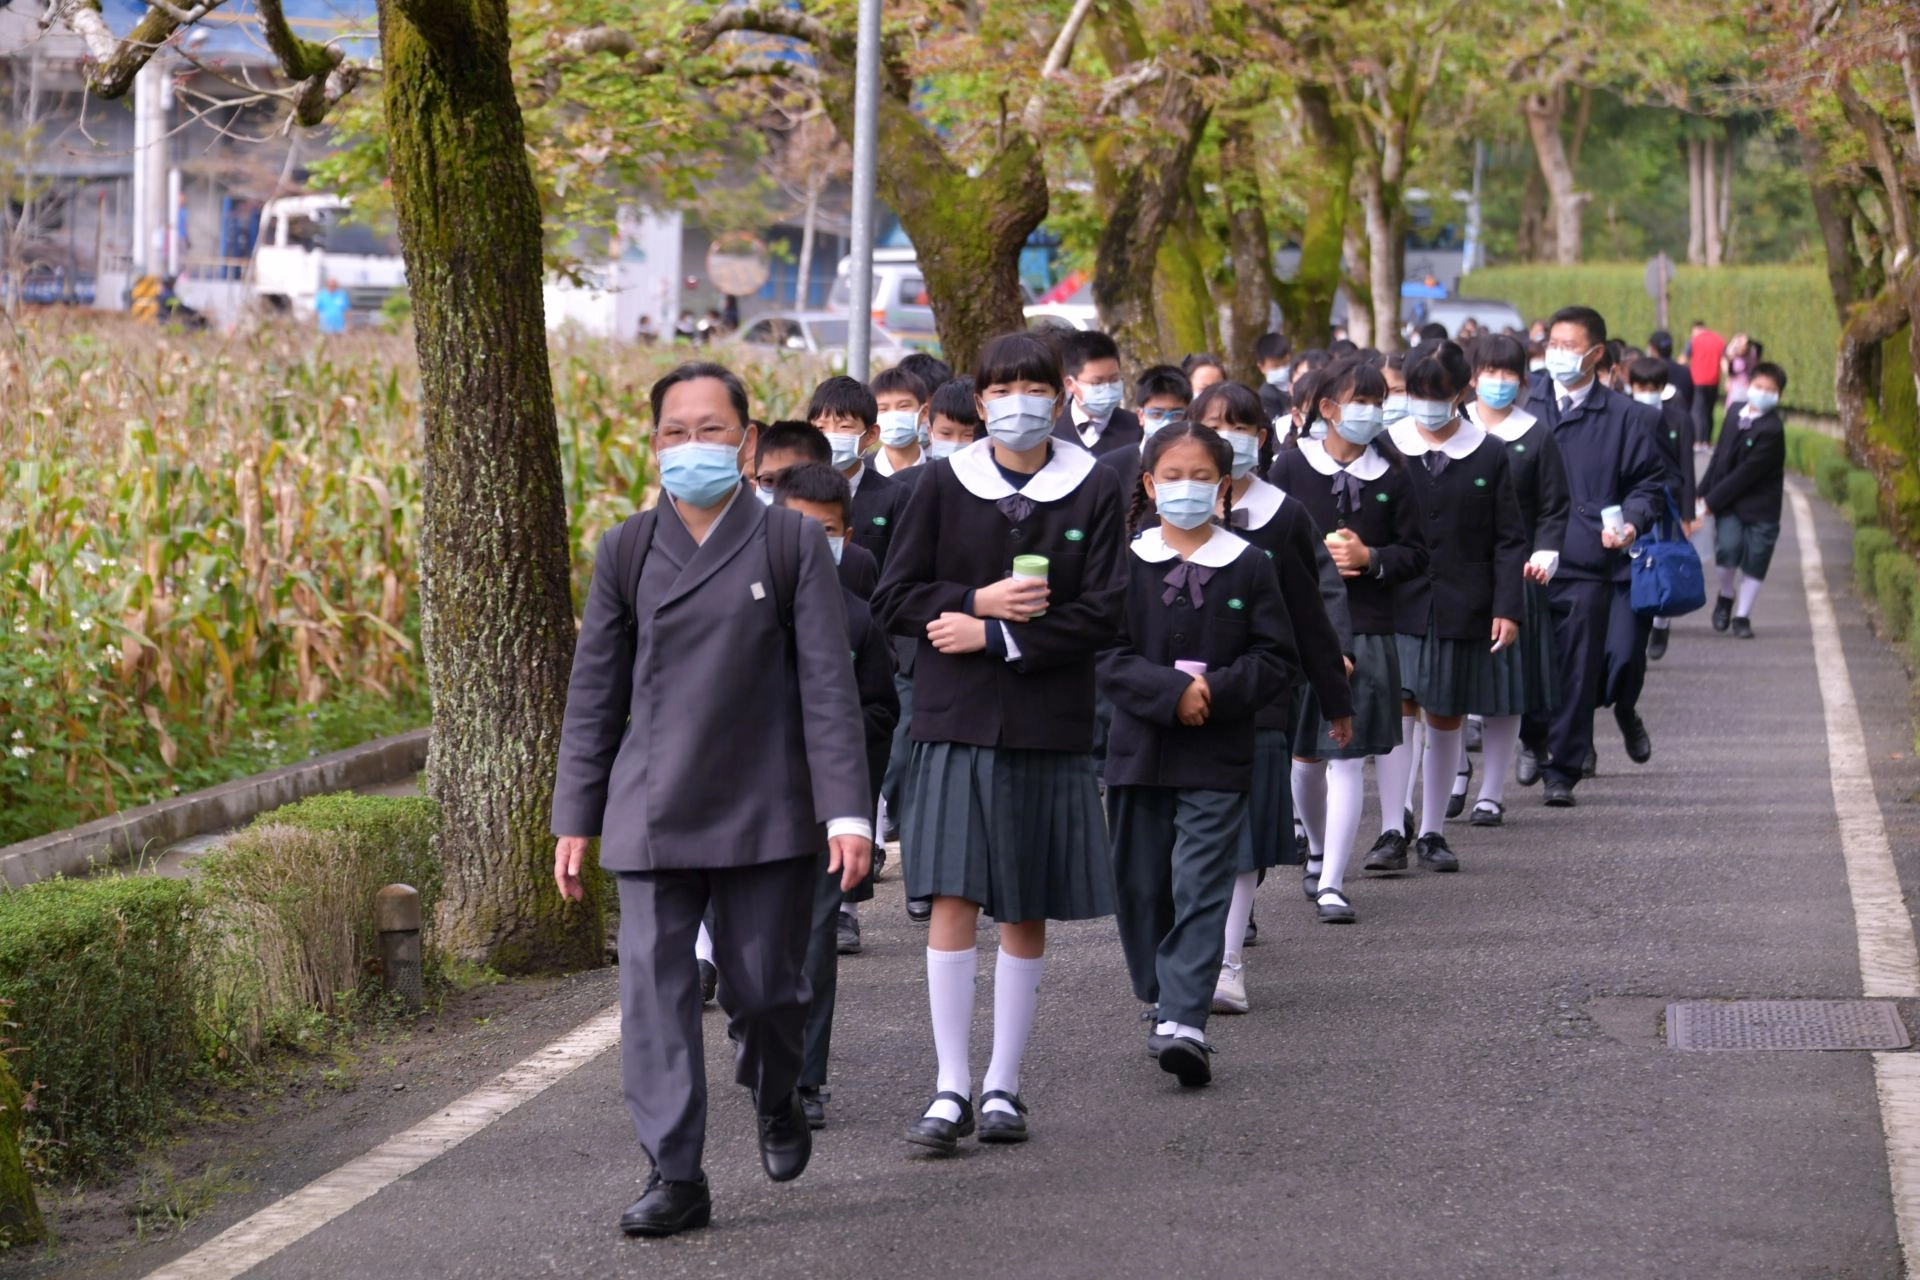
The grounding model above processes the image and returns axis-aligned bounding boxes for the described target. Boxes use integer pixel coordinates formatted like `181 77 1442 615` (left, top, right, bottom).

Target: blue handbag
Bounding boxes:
1630 488 1707 617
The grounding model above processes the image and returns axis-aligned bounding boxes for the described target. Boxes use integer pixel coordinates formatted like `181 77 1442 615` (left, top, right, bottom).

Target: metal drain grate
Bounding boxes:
1666 1000 1912 1051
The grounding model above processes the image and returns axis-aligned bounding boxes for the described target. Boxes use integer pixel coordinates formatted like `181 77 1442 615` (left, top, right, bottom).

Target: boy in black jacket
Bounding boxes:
1626 356 1696 662
1700 362 1788 639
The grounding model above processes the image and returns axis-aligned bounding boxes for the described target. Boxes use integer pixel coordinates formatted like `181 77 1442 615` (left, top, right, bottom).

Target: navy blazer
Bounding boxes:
1652 397 1697 513
838 540 880 601
1054 405 1144 458
845 588 899 802
1701 404 1787 525
1523 376 1669 583
552 496 870 870
1389 423 1529 639
849 464 907 569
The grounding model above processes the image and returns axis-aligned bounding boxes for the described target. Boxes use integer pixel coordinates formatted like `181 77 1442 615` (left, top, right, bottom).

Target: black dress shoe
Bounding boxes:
1543 780 1576 808
1447 754 1473 819
1516 748 1542 787
871 846 888 879
1315 886 1356 923
906 896 933 924
1582 750 1598 779
798 1086 826 1130
1301 864 1322 898
1469 800 1505 827
1158 1035 1214 1087
836 910 862 955
756 1090 813 1182
1712 594 1733 632
1362 830 1408 873
1415 833 1459 872
620 1175 712 1238
698 959 718 1007
1617 710 1652 764
904 1091 974 1155
1732 616 1754 639
1244 913 1259 947
977 1090 1030 1144
1647 627 1669 660
1465 716 1483 752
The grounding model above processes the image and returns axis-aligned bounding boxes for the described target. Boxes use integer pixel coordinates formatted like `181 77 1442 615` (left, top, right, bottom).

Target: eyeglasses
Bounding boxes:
1143 409 1187 425
656 421 743 448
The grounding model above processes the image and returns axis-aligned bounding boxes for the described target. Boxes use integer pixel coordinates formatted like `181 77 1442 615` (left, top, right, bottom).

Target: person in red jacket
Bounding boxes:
1685 321 1726 452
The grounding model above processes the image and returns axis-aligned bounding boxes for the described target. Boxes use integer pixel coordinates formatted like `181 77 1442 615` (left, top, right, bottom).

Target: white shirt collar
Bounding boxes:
871 448 918 477
844 460 866 495
1468 403 1539 443
1660 383 1678 403
1130 524 1251 568
1389 418 1487 460
1231 475 1285 530
1558 377 1596 412
948 437 1098 504
1298 436 1389 482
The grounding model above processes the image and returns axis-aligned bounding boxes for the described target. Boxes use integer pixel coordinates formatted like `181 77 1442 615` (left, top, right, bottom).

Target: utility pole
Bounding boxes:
845 0 880 380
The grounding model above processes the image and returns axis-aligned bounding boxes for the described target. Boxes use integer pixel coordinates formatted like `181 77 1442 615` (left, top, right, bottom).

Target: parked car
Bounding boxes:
730 309 912 371
1402 296 1527 339
830 248 939 347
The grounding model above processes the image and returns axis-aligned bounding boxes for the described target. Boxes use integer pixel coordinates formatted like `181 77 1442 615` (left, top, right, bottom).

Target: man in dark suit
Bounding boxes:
1053 329 1143 457
1519 307 1669 807
1647 329 1694 415
552 362 872 1238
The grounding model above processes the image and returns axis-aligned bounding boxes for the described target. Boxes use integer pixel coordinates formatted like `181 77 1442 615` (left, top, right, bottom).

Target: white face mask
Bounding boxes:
826 431 863 469
876 410 919 448
826 534 845 565
1264 367 1290 389
1631 390 1663 408
1224 430 1261 479
983 393 1057 452
927 438 967 460
1078 380 1124 420
1382 393 1409 425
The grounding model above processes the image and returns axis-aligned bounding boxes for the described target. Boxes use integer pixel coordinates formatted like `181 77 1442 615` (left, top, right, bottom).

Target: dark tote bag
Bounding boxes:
1630 489 1707 618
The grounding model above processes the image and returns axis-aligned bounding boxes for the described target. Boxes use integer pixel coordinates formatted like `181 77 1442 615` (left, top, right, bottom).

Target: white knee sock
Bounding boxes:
1319 758 1368 894
1651 615 1671 630
695 921 715 965
1735 573 1764 619
1403 716 1425 817
1375 725 1415 837
1717 565 1738 598
982 951 1044 1114
1223 871 1258 965
1291 761 1328 866
1478 715 1520 807
1420 725 1463 837
925 946 977 1122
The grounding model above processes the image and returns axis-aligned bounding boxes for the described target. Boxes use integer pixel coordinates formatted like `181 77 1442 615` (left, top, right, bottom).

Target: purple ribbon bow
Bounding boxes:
1330 469 1365 516
1425 451 1448 477
1162 561 1216 607
997 494 1036 525
1229 507 1251 530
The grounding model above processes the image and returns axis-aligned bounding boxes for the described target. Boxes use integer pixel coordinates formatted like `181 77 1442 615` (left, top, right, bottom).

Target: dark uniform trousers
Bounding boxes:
1107 787 1247 1029
616 853 820 1183
1522 576 1640 787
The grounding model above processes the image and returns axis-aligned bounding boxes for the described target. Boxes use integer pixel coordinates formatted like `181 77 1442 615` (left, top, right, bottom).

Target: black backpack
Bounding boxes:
610 502 803 634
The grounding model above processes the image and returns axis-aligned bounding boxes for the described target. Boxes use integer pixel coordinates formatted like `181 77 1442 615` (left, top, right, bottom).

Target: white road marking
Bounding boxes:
143 1005 622 1280
1789 484 1920 1278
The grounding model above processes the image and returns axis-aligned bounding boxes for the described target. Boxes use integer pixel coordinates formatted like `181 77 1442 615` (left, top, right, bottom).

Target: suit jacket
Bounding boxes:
1654 397 1697 513
849 463 907 569
1665 359 1696 413
838 540 880 601
1523 375 1669 583
551 495 870 870
1054 405 1144 458
1701 404 1787 525
845 588 899 802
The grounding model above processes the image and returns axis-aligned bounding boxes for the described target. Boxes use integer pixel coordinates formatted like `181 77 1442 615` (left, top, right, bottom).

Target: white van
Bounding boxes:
830 248 938 347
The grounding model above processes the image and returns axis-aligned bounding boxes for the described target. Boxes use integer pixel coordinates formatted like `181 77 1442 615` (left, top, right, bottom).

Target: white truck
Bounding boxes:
250 195 407 324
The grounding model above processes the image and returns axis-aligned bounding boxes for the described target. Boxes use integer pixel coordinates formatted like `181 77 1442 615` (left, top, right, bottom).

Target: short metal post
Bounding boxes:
375 884 423 1011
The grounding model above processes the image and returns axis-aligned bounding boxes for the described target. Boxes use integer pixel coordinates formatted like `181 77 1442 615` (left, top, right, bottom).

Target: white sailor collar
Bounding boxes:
1470 404 1539 444
1130 524 1251 567
948 437 1097 503
1388 417 1488 460
1298 436 1390 482
1232 475 1286 530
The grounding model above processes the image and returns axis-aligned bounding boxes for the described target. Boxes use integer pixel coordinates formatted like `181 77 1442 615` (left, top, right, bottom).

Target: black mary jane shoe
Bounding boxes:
1731 616 1754 639
1157 1035 1215 1087
1244 913 1259 947
1469 800 1505 828
1301 865 1322 899
756 1090 813 1183
1447 754 1474 819
1315 886 1356 924
977 1090 1031 1144
904 1091 975 1155
620 1174 712 1238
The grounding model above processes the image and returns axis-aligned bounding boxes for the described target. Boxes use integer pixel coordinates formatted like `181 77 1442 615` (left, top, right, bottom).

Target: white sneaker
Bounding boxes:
1211 961 1249 1014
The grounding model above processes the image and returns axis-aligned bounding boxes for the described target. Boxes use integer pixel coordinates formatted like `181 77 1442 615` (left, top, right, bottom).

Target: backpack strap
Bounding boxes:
765 504 801 631
612 508 658 633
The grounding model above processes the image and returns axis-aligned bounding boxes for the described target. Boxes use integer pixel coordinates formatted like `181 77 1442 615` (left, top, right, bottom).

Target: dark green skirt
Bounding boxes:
1292 633 1402 760
1236 727 1297 872
1482 579 1559 716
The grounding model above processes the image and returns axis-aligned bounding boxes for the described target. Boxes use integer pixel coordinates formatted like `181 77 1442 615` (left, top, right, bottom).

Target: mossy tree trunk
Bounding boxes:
1273 84 1352 351
379 0 604 972
1219 113 1278 384
0 1056 42 1248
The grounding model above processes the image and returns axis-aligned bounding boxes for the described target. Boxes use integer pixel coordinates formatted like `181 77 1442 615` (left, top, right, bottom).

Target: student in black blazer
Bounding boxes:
1625 355 1696 664
1053 329 1143 457
1700 362 1790 638
1254 332 1295 432
807 376 908 568
1647 329 1695 415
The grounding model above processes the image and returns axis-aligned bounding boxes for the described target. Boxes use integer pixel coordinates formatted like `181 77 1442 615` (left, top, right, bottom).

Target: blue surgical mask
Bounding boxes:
1631 390 1663 408
984 393 1057 451
826 534 845 565
1407 398 1455 431
1265 367 1291 390
826 430 864 468
754 485 775 506
1382 393 1409 425
1544 346 1590 386
658 440 745 508
1079 381 1124 420
1307 419 1329 440
1154 478 1219 530
1476 376 1519 410
927 438 967 460
876 410 919 448
1747 389 1779 413
1225 430 1261 479
1333 403 1385 446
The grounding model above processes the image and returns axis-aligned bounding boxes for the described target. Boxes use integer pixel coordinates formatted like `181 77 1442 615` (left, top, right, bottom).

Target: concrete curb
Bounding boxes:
0 727 431 887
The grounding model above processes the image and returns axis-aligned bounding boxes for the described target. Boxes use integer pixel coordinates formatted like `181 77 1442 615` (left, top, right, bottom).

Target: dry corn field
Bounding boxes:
0 313 831 844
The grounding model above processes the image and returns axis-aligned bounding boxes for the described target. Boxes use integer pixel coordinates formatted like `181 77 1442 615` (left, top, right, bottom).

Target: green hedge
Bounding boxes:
1463 264 1839 415
1785 426 1843 477
1854 526 1898 583
0 877 202 1175
1876 555 1920 640
1847 470 1883 527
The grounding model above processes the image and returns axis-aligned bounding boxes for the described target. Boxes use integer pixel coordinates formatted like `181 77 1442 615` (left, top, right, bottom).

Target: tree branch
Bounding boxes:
1019 0 1096 135
254 0 359 125
1097 57 1165 115
41 0 224 98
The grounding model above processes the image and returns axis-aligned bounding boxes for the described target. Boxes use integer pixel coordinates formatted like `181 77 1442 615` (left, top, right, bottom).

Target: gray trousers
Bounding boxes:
801 860 844 1090
616 854 818 1183
1106 786 1247 1029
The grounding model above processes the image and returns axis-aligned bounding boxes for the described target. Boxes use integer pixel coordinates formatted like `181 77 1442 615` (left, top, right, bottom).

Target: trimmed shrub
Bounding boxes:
0 877 202 1175
1875 554 1920 640
1785 426 1844 478
1854 526 1898 587
1816 453 1854 507
1847 469 1882 526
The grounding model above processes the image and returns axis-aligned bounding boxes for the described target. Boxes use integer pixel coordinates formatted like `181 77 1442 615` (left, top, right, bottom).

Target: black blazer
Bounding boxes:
1389 426 1529 639
873 441 1127 752
1054 405 1144 458
849 464 908 569
845 588 899 804
1267 442 1429 636
838 540 880 600
1523 376 1669 583
1474 410 1570 556
1098 531 1294 791
1701 405 1787 525
1650 397 1697 513
1666 359 1696 412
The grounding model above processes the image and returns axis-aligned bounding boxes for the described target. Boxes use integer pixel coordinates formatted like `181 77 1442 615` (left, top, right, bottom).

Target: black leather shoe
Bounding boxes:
977 1090 1030 1143
1732 616 1754 639
1712 594 1733 632
1544 780 1576 808
1516 747 1542 787
798 1086 826 1130
620 1174 712 1238
1465 716 1483 753
1244 913 1259 947
1415 833 1460 872
906 896 933 924
1470 800 1505 827
1647 627 1669 660
1363 830 1408 873
756 1091 813 1183
698 959 717 1007
1582 750 1598 779
1617 710 1652 764
904 1091 974 1155
871 846 888 879
1158 1035 1215 1086
1447 754 1473 819
1315 886 1356 923
836 910 862 955
1301 864 1322 898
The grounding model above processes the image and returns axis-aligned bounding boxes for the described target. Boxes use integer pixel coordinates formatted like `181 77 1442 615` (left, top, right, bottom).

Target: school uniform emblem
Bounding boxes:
872 515 888 525
1228 598 1245 610
1066 529 1085 541
1513 443 1526 452
1474 477 1488 487
1375 493 1389 503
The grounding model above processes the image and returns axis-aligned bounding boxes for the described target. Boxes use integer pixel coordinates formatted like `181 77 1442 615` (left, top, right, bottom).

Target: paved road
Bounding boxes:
105 479 1920 1278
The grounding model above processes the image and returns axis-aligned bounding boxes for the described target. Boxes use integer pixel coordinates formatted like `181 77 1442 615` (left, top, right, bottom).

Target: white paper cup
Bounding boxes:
1174 660 1207 679
1601 505 1626 537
